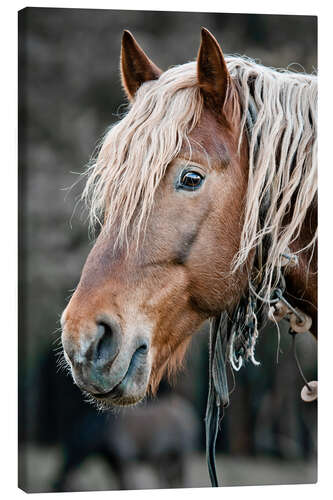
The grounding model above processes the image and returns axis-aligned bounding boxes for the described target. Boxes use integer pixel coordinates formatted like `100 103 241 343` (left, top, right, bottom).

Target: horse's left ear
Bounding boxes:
197 28 231 111
121 30 162 100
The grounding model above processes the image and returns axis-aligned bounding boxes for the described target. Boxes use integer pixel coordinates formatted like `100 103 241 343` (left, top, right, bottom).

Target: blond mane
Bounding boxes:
83 56 317 302
227 57 317 300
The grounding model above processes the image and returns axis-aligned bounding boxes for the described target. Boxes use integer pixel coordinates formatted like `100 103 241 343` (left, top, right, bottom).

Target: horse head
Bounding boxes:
61 28 317 408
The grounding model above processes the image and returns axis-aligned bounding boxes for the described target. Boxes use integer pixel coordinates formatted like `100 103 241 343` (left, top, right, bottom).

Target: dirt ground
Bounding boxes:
19 444 317 493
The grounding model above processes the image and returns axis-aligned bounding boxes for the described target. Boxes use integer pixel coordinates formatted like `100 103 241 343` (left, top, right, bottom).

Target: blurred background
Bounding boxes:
18 7 317 492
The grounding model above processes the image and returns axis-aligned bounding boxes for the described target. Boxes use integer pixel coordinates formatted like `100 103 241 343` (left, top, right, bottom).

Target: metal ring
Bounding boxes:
290 311 312 333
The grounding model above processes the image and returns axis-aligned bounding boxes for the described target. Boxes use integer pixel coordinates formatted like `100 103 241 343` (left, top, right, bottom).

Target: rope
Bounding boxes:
291 332 312 392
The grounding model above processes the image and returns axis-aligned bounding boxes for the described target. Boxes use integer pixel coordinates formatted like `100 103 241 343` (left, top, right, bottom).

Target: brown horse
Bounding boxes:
61 28 317 410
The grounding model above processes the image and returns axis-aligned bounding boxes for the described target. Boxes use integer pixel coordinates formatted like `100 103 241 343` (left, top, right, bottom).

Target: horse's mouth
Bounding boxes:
84 344 151 407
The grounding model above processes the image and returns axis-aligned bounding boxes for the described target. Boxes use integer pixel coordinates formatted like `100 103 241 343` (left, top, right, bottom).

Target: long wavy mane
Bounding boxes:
228 57 317 301
83 56 317 302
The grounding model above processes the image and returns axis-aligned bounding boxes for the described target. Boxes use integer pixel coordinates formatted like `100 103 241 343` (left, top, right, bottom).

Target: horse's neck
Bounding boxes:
285 201 317 336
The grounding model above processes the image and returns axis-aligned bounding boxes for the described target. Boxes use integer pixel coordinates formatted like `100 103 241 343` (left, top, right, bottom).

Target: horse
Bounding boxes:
61 27 317 483
53 392 199 491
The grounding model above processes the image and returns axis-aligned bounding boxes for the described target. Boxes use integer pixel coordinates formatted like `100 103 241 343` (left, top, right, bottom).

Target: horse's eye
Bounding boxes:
179 170 204 190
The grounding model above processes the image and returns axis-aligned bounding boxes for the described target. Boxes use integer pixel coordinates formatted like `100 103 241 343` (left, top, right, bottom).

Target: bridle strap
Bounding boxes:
205 314 229 487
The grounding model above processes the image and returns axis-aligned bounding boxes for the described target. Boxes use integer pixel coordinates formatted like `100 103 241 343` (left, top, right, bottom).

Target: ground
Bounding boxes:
19 444 317 492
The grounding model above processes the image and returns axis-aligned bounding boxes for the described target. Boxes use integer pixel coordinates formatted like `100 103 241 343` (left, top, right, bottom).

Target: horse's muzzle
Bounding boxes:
62 315 151 406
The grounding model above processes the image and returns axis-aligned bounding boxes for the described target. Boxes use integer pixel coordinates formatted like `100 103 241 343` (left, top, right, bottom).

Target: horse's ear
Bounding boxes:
197 27 231 111
121 30 162 100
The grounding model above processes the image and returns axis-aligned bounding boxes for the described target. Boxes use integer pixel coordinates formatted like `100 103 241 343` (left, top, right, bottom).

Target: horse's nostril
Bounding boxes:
95 321 119 364
137 342 148 354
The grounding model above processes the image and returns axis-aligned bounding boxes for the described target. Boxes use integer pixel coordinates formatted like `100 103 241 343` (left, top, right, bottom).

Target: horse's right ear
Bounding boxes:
121 30 162 100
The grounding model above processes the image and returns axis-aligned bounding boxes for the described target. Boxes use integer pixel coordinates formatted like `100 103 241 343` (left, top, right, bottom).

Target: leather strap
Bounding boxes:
205 314 229 487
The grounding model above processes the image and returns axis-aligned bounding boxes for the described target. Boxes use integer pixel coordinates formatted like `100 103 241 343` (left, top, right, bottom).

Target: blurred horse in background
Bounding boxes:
53 391 199 491
61 28 317 408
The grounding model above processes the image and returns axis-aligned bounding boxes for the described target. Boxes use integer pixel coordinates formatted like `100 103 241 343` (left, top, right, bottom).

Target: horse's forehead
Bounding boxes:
180 108 232 167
